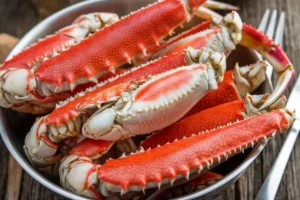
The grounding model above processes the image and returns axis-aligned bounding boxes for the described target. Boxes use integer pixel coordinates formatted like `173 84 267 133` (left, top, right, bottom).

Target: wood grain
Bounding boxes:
0 0 299 199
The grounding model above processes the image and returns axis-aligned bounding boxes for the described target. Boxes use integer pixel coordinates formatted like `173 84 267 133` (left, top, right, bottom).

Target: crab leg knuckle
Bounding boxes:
59 155 102 199
24 117 60 169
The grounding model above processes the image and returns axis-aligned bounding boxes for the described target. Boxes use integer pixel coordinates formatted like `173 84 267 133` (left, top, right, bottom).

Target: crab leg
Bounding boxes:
0 13 119 71
34 0 191 95
185 61 267 117
140 93 286 150
98 109 294 195
0 13 119 114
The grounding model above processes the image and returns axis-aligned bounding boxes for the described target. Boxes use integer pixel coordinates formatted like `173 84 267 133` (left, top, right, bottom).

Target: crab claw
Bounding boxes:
82 48 226 141
240 24 294 110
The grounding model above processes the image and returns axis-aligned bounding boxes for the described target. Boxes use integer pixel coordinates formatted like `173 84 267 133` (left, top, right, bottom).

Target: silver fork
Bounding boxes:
255 9 290 200
256 9 285 87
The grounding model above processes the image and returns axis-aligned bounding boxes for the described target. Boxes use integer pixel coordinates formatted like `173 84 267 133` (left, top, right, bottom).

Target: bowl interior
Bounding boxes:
0 0 271 199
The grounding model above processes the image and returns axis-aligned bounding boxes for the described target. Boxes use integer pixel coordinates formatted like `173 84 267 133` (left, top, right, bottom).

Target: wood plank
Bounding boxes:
5 156 23 200
0 33 23 200
0 140 9 200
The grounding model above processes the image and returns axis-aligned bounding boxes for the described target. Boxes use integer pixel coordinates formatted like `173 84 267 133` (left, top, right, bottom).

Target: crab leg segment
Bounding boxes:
141 93 286 150
185 61 267 117
1 13 118 71
240 24 294 110
0 13 118 71
99 109 294 194
82 51 226 141
35 0 191 95
0 13 119 114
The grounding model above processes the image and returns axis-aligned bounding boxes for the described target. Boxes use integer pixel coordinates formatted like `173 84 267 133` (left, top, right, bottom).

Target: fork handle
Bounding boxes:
255 120 300 200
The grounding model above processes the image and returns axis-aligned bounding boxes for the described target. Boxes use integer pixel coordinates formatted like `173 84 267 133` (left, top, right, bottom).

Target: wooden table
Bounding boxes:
0 0 299 199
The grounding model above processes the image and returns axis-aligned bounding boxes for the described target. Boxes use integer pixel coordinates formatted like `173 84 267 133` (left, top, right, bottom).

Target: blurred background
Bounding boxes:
0 0 299 199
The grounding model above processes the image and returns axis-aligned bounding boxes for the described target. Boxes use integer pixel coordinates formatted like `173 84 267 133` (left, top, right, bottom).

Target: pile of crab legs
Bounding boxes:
0 0 296 199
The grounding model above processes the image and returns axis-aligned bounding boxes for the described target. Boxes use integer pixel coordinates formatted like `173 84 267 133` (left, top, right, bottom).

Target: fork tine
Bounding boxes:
264 11 286 81
266 10 278 39
274 12 286 46
258 9 271 32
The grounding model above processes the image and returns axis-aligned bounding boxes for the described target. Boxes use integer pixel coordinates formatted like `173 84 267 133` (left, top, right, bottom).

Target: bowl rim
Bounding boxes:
0 0 268 199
